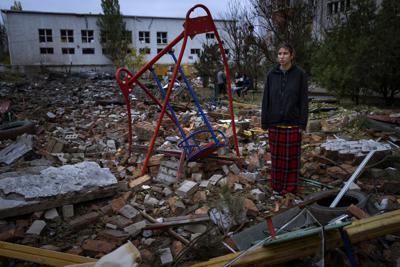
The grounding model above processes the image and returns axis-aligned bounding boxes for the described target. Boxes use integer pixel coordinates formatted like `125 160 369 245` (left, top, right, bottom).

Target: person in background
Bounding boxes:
216 69 227 98
239 74 252 97
261 43 308 195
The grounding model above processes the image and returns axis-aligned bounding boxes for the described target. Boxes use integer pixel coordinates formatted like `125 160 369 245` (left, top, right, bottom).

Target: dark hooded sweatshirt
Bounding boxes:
261 64 308 130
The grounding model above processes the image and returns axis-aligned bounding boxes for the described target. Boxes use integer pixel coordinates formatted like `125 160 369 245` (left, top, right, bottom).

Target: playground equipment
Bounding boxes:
116 4 240 175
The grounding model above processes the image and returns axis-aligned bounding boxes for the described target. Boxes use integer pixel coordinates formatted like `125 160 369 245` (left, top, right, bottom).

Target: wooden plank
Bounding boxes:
0 241 96 266
191 209 400 267
0 184 119 219
128 174 152 189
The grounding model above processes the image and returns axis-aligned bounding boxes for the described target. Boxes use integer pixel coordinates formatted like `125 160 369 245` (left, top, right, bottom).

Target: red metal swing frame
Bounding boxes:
116 4 240 175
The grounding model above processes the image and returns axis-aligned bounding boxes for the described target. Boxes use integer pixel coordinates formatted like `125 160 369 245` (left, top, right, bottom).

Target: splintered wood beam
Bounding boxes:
0 184 119 219
0 241 96 266
191 209 400 267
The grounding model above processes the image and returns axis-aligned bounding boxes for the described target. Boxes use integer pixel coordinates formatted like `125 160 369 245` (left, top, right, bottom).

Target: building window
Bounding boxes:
206 33 215 39
38 29 52 42
139 31 150 44
190 48 200 56
81 30 94 43
61 29 74 43
225 49 230 56
139 47 151 54
62 48 75 54
40 47 53 54
327 1 344 16
157 48 163 54
157 32 167 44
82 48 95 54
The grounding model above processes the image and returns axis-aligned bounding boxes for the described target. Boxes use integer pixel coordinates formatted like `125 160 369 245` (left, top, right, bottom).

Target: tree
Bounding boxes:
368 0 400 105
249 0 316 72
10 1 22 11
0 23 8 63
124 48 146 74
193 43 222 87
97 0 129 66
311 0 397 105
220 0 267 91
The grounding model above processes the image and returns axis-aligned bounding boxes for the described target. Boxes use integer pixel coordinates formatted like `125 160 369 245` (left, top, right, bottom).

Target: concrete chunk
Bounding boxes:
176 180 198 198
155 172 177 185
26 220 46 235
118 204 139 219
208 174 223 185
123 220 147 237
229 164 241 175
0 134 33 165
62 205 74 219
159 248 173 265
44 208 59 220
199 180 210 189
160 160 179 170
191 173 203 182
144 194 159 208
250 189 265 201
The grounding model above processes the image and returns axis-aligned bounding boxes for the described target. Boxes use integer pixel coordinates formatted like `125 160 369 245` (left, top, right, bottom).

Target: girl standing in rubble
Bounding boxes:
261 43 308 195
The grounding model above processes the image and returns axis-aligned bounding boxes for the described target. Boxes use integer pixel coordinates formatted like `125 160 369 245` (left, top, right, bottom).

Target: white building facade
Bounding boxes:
1 10 229 72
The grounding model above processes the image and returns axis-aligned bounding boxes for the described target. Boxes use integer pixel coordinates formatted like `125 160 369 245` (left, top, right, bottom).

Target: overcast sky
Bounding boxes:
0 0 236 18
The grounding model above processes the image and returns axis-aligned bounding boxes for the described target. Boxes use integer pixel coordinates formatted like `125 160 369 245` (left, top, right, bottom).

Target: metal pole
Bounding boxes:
330 150 375 208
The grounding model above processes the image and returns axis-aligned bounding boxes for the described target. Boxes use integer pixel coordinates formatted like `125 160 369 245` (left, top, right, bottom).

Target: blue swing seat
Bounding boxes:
178 129 227 161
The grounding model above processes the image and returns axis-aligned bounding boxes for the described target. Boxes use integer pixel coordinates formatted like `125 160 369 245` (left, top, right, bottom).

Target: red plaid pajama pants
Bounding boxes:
268 126 302 194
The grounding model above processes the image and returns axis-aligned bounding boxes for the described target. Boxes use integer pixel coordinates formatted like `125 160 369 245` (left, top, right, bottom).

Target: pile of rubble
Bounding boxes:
0 73 400 266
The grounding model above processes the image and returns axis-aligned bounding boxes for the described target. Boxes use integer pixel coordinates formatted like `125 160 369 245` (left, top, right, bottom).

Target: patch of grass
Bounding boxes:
0 71 25 82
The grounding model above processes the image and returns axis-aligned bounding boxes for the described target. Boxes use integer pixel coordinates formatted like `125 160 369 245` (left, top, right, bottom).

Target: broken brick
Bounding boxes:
192 191 207 203
111 197 126 212
243 199 258 216
69 212 99 230
82 239 116 254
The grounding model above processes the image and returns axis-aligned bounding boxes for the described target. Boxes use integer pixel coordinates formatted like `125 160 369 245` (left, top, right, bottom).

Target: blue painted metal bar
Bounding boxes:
169 52 219 144
339 228 359 267
149 67 191 156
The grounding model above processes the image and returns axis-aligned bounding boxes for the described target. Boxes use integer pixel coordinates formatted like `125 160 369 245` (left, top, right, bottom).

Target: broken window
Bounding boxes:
82 48 95 54
38 29 52 43
327 1 339 15
81 30 94 43
39 47 53 54
333 2 339 13
190 48 200 56
61 48 75 54
60 29 74 43
139 31 150 44
157 32 167 44
139 47 151 54
206 33 215 39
